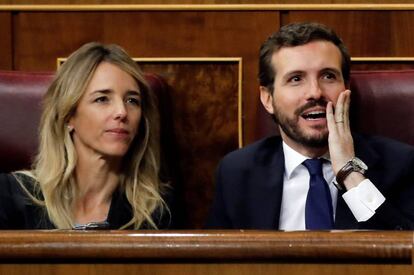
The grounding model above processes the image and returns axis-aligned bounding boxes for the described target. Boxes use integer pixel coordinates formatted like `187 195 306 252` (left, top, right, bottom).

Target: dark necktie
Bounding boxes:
303 159 334 230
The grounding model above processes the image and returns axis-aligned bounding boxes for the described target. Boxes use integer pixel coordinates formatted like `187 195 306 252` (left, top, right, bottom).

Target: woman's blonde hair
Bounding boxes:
17 42 166 229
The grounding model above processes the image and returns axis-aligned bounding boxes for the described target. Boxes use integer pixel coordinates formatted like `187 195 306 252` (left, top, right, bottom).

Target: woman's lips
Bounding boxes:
105 128 130 138
107 128 129 134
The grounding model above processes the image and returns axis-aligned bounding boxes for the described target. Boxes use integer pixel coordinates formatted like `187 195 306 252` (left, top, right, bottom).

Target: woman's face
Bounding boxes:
69 62 142 159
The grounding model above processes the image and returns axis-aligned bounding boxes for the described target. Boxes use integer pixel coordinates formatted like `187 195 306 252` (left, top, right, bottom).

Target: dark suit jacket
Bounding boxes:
0 173 171 229
207 134 414 230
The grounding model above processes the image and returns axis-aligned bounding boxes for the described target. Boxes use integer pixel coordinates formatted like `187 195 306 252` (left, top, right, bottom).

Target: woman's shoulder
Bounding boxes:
0 172 50 229
0 172 18 183
0 173 21 192
0 172 39 201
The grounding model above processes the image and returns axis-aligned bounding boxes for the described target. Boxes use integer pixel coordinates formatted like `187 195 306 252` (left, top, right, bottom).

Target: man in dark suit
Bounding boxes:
207 22 414 230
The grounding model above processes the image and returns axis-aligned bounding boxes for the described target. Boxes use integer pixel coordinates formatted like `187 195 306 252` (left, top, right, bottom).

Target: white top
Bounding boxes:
278 142 385 231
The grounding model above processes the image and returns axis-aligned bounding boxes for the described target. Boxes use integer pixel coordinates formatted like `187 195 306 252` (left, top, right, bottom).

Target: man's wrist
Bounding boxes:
334 157 368 190
342 171 365 190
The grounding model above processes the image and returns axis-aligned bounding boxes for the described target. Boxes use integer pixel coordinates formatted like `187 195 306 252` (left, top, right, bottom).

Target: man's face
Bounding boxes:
260 40 346 150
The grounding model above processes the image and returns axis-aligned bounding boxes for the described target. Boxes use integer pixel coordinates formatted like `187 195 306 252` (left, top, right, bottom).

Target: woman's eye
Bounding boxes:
94 96 108 103
126 97 141 106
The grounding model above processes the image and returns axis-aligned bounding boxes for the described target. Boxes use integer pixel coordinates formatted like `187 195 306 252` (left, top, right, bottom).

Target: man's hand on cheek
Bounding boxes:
326 90 355 175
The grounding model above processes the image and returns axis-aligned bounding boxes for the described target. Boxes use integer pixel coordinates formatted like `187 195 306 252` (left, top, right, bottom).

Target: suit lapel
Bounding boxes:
251 138 285 229
334 192 358 229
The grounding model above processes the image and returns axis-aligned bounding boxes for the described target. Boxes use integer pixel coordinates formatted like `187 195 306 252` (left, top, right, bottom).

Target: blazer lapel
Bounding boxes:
251 138 285 229
334 193 358 229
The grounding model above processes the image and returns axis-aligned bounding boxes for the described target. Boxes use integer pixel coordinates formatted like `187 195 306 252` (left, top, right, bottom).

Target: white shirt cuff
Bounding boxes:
342 179 386 222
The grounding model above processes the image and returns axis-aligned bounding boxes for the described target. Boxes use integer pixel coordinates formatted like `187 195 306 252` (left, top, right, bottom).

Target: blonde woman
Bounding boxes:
0 42 170 229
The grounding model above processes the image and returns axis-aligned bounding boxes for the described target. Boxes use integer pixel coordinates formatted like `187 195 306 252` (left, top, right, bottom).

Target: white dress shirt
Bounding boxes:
278 142 385 231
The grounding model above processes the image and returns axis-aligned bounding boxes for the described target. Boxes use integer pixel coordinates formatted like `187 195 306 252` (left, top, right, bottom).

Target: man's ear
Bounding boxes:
259 86 275 114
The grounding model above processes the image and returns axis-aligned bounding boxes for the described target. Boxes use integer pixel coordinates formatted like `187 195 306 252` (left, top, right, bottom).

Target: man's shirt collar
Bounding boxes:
282 141 330 179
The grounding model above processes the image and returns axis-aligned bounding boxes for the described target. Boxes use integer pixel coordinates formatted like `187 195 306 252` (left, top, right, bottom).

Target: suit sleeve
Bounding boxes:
205 161 233 229
365 152 414 230
368 184 414 230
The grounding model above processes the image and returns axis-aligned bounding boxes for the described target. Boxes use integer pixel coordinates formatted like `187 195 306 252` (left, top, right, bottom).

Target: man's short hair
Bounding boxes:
258 22 351 93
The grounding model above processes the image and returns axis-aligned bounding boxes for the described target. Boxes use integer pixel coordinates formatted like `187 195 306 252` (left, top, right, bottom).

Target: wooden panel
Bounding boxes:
0 231 411 275
352 61 414 70
0 230 410 260
14 11 278 149
286 11 414 57
13 11 277 67
0 263 411 275
3 1 414 4
0 12 12 70
139 61 239 228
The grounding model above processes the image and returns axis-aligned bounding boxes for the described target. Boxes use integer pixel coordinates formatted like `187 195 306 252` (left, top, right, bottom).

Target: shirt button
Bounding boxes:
366 195 374 204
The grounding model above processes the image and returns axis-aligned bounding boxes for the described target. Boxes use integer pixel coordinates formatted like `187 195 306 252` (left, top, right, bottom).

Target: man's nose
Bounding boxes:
306 79 323 100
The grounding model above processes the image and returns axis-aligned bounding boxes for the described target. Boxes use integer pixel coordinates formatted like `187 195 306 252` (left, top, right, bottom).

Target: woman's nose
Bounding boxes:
113 101 127 120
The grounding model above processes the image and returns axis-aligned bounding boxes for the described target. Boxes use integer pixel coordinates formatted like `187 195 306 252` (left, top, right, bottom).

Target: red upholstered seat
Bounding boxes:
0 71 54 172
350 70 414 146
252 70 414 147
0 70 170 173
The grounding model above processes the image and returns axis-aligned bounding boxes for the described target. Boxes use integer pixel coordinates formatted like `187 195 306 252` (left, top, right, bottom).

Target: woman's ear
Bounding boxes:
67 124 74 133
259 86 275 114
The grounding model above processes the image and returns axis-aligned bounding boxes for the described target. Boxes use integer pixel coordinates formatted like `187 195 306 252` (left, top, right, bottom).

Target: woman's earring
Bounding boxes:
67 125 74 133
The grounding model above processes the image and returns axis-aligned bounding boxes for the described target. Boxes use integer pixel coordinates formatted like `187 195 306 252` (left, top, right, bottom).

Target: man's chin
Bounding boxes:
302 131 329 147
302 138 328 148
289 131 328 148
278 117 328 148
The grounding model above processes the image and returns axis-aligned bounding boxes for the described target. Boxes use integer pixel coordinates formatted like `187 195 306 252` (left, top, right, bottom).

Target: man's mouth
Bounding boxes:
301 110 326 120
295 100 328 121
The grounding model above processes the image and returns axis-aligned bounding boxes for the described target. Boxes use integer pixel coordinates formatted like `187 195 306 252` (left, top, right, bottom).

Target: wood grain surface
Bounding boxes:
0 230 410 261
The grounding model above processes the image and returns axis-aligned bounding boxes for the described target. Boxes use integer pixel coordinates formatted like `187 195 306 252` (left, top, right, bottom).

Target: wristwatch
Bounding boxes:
334 157 368 191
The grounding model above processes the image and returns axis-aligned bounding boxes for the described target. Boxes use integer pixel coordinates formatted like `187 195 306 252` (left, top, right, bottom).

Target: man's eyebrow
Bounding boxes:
321 67 342 75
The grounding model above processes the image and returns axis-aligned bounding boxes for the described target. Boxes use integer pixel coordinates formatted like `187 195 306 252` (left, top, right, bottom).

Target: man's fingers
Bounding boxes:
334 91 345 123
326 101 336 132
343 90 351 129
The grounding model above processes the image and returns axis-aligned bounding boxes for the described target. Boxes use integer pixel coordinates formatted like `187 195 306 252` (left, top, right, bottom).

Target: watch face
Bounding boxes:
352 157 368 170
